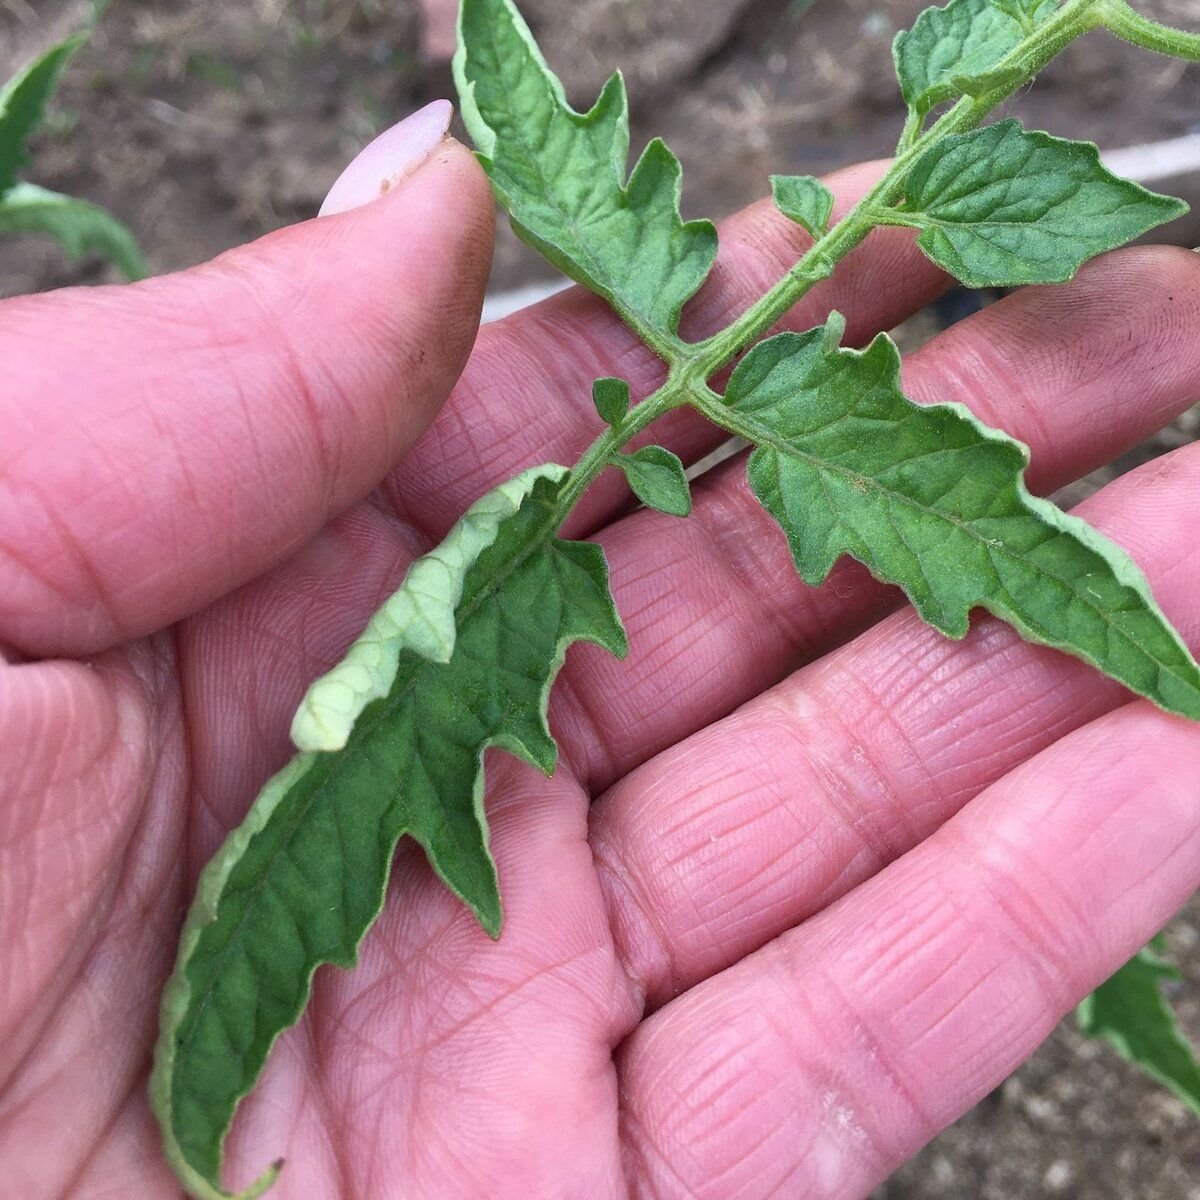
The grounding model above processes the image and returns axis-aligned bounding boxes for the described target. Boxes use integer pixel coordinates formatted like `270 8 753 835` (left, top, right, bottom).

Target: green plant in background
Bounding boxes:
150 0 1200 1195
0 34 145 281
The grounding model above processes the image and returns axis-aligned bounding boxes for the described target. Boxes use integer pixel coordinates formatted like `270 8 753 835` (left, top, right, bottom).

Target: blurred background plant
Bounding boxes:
1 1 1198 1196
0 25 143 278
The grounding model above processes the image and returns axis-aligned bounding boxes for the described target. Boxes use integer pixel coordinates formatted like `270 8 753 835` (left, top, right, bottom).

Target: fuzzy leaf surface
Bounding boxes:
453 0 716 342
712 322 1200 718
892 121 1187 287
770 174 834 239
615 445 692 517
893 0 1053 115
0 182 145 280
1078 944 1200 1116
0 36 82 195
150 468 626 1200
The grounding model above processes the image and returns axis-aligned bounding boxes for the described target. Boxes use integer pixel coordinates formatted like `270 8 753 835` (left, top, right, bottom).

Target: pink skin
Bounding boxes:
1 124 1199 1199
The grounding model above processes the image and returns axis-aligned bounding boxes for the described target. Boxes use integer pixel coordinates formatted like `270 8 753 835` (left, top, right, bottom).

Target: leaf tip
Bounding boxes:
822 310 848 354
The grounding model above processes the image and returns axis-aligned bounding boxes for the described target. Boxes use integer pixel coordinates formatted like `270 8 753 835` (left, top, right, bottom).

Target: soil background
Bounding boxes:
2 1 1200 1196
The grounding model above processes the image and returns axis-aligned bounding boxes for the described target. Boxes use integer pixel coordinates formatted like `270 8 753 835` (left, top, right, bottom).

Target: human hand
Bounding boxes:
3 105 1199 1199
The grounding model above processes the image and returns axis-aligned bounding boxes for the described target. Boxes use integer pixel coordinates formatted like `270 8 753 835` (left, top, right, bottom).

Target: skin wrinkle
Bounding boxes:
221 264 343 520
944 821 1089 1018
806 668 933 859
0 473 125 645
783 952 940 1163
0 664 144 1083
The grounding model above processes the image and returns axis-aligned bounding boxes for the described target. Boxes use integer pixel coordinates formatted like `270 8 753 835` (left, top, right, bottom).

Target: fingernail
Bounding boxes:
319 99 454 217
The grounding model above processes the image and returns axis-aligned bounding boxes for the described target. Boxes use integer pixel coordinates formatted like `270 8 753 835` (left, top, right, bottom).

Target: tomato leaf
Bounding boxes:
593 376 631 427
0 182 145 280
1078 942 1200 1117
707 319 1200 719
150 468 626 1200
0 35 83 196
770 174 834 239
613 445 692 517
893 0 1055 116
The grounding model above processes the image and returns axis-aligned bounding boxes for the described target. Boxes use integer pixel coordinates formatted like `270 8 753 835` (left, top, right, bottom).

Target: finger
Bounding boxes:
0 138 493 658
380 160 952 539
0 654 151 1088
592 441 1200 1011
554 246 1200 790
617 703 1200 1200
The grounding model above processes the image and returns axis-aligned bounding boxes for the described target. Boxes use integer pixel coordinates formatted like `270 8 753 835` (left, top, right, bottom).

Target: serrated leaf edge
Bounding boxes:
720 326 1200 717
894 120 1190 288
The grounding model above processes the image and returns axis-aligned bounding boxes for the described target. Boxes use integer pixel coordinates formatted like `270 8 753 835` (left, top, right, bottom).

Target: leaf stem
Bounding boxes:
1099 0 1200 59
553 0 1134 530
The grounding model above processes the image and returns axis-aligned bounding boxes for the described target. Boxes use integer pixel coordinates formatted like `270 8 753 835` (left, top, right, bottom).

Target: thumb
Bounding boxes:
0 102 494 658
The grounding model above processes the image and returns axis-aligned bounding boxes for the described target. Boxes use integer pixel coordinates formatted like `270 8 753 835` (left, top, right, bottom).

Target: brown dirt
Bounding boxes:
2 2 1200 1197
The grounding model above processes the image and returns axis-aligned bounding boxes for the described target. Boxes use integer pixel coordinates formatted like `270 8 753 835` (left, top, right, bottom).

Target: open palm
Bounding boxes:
4 138 1200 1200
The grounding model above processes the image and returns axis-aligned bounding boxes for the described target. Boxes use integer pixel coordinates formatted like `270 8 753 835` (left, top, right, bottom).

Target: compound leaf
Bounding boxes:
613 445 692 517
893 0 1054 115
0 35 82 196
771 174 834 240
453 0 716 345
150 467 627 1200
1078 942 1200 1116
0 182 145 280
711 320 1200 719
890 120 1187 287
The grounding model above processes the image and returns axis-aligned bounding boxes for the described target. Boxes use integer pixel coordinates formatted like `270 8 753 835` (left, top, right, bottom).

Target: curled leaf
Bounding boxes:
151 469 627 1199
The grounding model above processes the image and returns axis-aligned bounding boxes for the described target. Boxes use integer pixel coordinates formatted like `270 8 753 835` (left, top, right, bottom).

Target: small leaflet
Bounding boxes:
613 445 692 517
593 376 631 427
770 174 835 240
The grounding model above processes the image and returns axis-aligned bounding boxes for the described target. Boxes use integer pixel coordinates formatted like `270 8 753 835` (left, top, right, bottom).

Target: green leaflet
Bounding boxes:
453 0 716 346
1078 942 1200 1116
0 182 146 281
612 445 692 517
593 376 631 428
706 319 1200 719
887 120 1187 287
770 174 834 240
893 0 1054 115
150 468 627 1200
0 33 146 280
0 35 82 195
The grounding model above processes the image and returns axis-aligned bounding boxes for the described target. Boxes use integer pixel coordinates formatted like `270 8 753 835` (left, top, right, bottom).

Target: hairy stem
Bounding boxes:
1100 0 1200 59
